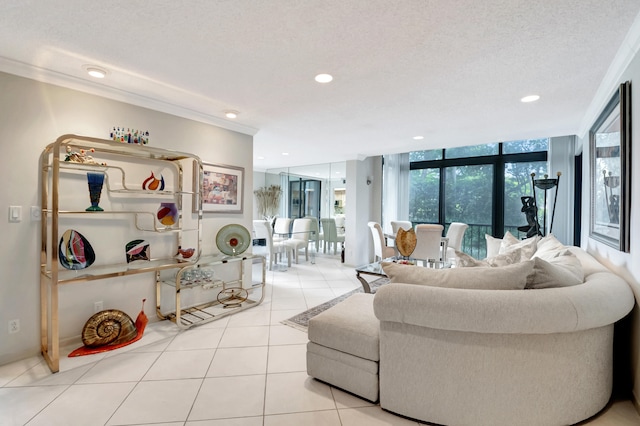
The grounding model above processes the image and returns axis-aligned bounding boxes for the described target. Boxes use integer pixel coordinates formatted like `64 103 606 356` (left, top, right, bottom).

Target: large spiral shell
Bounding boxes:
81 309 137 347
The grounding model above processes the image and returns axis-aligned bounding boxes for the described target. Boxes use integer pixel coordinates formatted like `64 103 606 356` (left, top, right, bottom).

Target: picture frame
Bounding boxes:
197 162 244 213
589 81 631 252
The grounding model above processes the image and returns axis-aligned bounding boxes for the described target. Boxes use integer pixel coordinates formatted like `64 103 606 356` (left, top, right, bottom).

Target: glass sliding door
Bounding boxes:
444 164 493 259
503 161 548 237
409 168 439 224
289 178 321 219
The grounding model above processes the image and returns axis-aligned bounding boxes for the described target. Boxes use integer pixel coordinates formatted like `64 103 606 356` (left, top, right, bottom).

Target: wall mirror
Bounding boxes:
589 81 631 252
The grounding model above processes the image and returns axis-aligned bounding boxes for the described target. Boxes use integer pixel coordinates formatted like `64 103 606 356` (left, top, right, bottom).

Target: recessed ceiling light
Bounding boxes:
315 73 333 83
257 156 264 160
225 110 239 119
282 152 289 156
521 95 540 103
84 66 107 79
413 135 424 140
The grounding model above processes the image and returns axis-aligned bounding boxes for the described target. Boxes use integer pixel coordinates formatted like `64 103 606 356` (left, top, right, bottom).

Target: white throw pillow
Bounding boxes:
499 232 539 261
534 234 566 257
485 234 502 258
455 249 522 267
381 260 534 290
526 256 583 289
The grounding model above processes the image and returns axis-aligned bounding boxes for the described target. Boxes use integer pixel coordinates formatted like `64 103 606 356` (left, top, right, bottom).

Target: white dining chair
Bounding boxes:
413 224 444 261
368 221 396 261
253 220 292 270
445 222 469 260
320 218 345 255
273 217 292 243
285 218 312 263
305 216 321 252
390 220 413 234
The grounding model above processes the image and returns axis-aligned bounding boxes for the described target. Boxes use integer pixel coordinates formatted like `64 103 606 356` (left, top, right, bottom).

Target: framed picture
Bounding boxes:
197 162 244 213
589 81 631 252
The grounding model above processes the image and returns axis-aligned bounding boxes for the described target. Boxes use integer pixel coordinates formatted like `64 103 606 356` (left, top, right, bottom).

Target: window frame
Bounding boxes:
409 144 548 237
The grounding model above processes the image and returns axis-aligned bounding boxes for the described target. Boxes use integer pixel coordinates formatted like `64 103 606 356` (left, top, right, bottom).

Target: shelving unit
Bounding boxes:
156 254 266 329
40 134 203 372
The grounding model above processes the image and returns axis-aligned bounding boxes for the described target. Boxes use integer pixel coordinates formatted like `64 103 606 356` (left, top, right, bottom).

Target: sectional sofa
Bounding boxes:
307 234 635 425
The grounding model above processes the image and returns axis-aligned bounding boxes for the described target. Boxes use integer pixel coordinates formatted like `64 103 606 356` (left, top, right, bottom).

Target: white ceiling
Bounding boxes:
1 1 639 171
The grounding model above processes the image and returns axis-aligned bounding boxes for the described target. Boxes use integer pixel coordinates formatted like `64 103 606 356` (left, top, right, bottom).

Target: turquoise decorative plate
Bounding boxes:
216 224 251 256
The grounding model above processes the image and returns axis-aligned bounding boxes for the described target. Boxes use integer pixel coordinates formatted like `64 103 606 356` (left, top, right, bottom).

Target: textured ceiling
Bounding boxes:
1 0 639 170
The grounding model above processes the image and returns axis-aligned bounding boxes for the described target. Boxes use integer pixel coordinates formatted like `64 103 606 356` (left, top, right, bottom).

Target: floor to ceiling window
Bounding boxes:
409 139 548 258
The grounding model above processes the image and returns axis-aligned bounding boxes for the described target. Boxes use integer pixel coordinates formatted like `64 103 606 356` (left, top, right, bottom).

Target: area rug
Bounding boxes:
281 277 389 332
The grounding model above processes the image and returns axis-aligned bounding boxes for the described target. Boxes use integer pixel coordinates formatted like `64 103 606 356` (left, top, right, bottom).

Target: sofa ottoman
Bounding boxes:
306 293 379 402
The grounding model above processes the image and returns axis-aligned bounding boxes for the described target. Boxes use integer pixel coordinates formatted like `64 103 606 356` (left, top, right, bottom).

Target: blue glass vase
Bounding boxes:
86 172 105 211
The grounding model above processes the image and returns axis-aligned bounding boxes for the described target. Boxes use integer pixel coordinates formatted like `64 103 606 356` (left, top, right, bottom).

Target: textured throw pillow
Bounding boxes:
381 260 534 290
499 232 539 261
533 249 584 283
534 234 567 258
455 249 522 267
526 256 583 289
485 234 502 258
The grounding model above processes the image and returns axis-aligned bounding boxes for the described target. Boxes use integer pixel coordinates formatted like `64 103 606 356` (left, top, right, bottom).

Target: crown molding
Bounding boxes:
0 56 259 136
578 11 640 139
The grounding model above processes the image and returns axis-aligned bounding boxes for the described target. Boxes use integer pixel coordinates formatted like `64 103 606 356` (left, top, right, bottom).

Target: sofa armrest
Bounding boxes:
373 272 634 335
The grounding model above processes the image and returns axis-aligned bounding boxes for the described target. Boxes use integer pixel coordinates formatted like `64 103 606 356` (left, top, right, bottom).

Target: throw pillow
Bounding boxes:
499 232 539 261
533 248 584 283
485 234 502 258
455 249 522 267
534 234 567 258
381 260 534 290
526 256 583 289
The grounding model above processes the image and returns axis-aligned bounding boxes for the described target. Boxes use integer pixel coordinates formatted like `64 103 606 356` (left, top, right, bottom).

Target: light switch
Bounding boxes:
9 206 22 222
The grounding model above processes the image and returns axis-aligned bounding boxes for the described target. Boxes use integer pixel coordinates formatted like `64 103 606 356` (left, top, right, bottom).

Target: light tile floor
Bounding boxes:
1 254 639 425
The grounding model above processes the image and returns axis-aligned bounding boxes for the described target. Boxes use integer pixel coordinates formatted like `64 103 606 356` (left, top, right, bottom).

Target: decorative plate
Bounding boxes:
396 228 417 257
125 239 150 263
59 229 96 270
216 224 251 256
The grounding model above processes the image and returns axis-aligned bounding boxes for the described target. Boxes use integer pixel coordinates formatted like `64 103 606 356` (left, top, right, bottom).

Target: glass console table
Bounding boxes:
156 253 266 329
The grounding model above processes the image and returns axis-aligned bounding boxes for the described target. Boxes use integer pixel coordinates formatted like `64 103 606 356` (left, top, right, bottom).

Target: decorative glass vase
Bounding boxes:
86 172 105 211
157 202 178 227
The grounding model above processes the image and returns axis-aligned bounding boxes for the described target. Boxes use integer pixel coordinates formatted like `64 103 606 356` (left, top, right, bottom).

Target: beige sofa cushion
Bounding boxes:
526 256 583 289
381 260 533 290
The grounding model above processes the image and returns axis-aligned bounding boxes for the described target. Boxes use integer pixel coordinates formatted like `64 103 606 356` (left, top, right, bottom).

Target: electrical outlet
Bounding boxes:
94 301 103 313
9 319 19 334
31 206 41 221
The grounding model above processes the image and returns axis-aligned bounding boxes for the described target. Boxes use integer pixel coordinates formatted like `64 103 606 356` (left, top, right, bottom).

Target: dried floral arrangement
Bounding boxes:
254 185 282 219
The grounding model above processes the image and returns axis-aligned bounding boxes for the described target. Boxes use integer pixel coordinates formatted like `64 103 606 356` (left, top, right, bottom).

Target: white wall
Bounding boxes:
344 156 382 266
579 51 640 405
0 71 253 365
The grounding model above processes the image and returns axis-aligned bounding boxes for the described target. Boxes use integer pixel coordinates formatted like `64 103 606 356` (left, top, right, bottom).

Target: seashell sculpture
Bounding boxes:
68 299 148 357
396 228 417 258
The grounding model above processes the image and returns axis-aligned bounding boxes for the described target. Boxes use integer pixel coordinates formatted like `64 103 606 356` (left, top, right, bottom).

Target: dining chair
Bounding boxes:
273 217 292 243
368 221 396 261
413 224 444 261
390 220 413 234
304 216 321 252
252 220 292 270
320 218 345 255
445 222 469 260
285 218 312 263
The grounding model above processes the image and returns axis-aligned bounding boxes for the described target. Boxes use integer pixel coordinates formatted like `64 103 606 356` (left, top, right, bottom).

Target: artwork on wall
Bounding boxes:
589 81 631 252
198 162 244 213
